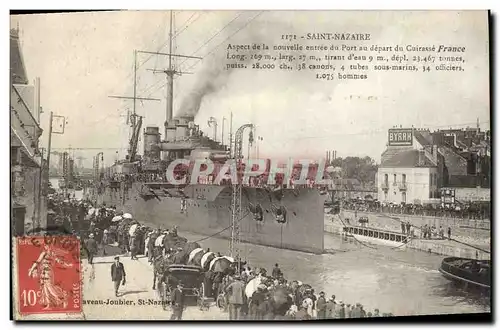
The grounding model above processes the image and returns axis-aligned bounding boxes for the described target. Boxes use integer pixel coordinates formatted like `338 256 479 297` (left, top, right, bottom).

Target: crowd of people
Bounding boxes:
46 192 394 320
342 199 490 220
213 264 394 320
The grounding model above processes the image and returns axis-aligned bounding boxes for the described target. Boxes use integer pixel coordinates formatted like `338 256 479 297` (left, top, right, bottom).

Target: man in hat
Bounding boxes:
250 284 266 320
337 301 346 319
110 256 126 297
225 275 245 320
86 233 98 265
302 289 314 318
316 291 327 319
346 304 353 318
272 263 282 279
326 296 335 319
170 281 185 320
144 232 152 259
352 303 362 318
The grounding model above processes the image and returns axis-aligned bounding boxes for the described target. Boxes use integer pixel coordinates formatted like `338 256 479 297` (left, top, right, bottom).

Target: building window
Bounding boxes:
402 192 406 203
402 174 406 184
429 190 433 198
384 192 388 200
429 174 432 187
384 174 388 186
393 174 397 184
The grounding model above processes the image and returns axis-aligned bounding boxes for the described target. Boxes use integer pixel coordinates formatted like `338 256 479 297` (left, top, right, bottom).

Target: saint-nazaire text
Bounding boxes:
281 33 371 41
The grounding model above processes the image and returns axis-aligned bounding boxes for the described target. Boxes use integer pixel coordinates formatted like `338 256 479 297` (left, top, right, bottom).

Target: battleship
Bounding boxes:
93 12 327 255
95 114 327 254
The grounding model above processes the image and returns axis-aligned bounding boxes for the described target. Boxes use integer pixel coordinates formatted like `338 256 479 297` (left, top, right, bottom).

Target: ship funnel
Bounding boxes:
144 126 161 162
174 116 194 141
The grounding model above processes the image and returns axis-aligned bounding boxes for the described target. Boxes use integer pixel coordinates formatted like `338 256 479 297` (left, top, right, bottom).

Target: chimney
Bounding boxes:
418 150 425 166
432 145 438 163
34 77 41 122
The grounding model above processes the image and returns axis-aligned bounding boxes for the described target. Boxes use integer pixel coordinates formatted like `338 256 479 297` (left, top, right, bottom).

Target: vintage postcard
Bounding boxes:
10 10 491 321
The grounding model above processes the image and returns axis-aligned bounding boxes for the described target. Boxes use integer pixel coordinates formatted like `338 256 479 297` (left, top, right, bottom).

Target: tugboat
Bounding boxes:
439 257 491 290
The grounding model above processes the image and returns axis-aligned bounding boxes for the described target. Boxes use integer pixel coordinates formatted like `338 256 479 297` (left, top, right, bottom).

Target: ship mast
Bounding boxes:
166 10 174 126
109 51 160 161
144 10 202 142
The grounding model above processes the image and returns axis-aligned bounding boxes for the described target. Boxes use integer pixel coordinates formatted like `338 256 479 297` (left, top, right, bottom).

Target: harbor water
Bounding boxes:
174 230 490 316
52 178 489 316
50 178 84 200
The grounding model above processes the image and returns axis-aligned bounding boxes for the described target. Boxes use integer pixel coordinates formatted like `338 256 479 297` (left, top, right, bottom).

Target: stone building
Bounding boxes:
10 26 45 235
377 126 491 205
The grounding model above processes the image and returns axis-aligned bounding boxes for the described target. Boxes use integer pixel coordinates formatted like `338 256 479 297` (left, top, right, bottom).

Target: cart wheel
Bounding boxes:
163 284 172 310
197 283 207 311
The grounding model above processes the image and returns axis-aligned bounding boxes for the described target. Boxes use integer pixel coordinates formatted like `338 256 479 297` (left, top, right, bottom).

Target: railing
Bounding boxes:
398 182 407 190
380 182 389 190
343 225 411 243
342 205 491 222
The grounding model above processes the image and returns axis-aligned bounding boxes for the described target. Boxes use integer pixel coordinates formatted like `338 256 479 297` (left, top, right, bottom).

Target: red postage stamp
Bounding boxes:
16 236 82 315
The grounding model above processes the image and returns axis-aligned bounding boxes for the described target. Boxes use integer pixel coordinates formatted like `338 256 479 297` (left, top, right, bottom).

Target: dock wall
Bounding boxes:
342 210 490 230
324 217 490 259
405 239 490 260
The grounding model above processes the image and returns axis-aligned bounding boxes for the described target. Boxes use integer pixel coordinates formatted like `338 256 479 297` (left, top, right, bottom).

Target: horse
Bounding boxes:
152 254 170 291
187 247 205 265
209 256 247 276
151 254 177 310
170 242 201 264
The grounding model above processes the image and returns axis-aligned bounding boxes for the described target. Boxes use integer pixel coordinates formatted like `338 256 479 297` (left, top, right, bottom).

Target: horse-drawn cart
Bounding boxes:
162 264 206 307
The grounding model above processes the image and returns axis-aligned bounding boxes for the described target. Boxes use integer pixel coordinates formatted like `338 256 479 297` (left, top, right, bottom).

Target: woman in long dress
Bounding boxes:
28 244 74 310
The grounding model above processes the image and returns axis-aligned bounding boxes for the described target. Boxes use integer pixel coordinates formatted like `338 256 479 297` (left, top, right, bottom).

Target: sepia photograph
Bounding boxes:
9 9 491 321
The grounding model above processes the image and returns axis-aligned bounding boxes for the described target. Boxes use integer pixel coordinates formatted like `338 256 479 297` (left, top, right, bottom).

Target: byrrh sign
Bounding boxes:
388 128 413 146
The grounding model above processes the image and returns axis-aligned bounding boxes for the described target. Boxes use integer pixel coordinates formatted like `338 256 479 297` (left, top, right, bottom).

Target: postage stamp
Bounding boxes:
15 236 81 315
10 10 490 321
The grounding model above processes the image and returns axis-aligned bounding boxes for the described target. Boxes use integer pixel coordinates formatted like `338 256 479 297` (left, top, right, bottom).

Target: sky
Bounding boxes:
10 10 490 168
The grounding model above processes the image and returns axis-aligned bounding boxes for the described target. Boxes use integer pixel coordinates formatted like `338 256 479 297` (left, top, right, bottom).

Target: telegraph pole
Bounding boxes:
36 147 45 227
221 117 226 147
46 111 66 192
229 112 233 158
46 111 53 177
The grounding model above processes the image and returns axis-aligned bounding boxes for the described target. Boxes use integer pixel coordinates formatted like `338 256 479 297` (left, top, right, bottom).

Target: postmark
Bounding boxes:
16 236 81 315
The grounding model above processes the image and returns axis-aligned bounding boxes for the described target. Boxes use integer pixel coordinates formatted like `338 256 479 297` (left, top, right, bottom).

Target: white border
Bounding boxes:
2 1 498 330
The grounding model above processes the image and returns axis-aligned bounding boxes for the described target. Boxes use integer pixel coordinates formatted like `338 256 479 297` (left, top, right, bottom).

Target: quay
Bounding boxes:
341 225 410 247
324 214 490 260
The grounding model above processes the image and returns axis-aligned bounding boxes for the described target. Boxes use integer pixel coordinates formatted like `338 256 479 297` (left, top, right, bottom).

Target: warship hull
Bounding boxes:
97 182 326 254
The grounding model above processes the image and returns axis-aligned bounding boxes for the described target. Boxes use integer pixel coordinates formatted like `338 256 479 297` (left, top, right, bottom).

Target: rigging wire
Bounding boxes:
128 12 248 100
173 12 204 39
183 11 264 72
113 12 203 115
119 13 171 85
191 210 250 244
177 12 245 68
142 11 263 99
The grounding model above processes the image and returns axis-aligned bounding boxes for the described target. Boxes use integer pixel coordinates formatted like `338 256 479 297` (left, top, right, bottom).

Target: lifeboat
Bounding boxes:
438 257 490 289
